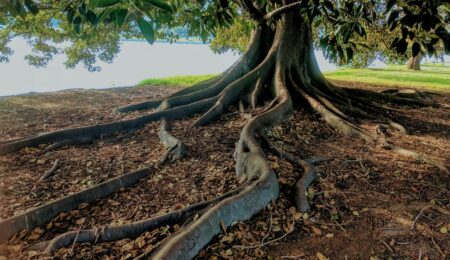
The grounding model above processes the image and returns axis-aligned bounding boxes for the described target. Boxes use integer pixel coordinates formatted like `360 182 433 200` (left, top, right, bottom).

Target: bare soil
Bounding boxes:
0 82 449 259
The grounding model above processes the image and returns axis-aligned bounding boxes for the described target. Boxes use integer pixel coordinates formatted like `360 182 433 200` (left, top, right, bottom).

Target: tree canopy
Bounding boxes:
0 0 448 70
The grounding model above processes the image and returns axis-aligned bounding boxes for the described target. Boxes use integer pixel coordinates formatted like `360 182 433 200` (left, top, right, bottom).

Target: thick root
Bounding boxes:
263 139 318 213
148 155 279 259
0 168 153 241
117 100 163 113
384 144 449 173
0 97 218 155
192 49 277 127
158 119 187 165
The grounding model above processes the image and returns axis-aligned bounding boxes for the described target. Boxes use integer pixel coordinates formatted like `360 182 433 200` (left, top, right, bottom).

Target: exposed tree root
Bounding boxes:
0 97 217 155
262 138 319 213
32 185 244 254
116 100 163 113
37 159 60 182
1 4 448 259
0 168 153 241
385 145 449 173
343 87 430 107
145 20 293 259
158 119 187 165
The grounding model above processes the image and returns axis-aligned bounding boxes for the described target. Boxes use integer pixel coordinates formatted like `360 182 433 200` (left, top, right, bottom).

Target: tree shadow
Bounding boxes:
392 114 450 140
368 68 449 75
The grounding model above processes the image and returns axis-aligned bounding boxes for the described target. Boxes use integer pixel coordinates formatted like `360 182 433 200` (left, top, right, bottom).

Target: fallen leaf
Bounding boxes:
108 200 120 206
76 218 86 225
37 159 46 165
317 252 329 260
311 226 322 235
293 212 302 221
325 233 334 238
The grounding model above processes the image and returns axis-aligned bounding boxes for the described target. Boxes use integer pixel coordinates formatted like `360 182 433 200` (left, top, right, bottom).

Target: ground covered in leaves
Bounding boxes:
0 82 449 259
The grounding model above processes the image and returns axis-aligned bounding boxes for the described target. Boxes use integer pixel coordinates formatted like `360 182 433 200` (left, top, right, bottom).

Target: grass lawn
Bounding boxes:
138 64 449 92
139 74 216 87
324 64 450 92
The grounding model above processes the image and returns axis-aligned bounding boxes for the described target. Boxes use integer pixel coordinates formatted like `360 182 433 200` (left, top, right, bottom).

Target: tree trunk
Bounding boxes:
407 53 422 71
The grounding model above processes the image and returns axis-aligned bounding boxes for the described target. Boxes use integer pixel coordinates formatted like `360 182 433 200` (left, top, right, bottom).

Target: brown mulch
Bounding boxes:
0 83 449 259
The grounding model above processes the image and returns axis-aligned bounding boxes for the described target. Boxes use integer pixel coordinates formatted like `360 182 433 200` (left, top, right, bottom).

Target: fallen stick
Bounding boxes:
38 159 60 182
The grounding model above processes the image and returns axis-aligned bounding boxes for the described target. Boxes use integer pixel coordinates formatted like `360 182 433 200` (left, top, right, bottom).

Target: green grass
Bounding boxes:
138 64 449 92
325 64 450 91
139 74 216 87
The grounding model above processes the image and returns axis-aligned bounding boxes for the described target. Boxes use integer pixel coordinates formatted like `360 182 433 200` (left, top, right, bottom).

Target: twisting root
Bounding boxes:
37 159 60 182
297 87 376 144
148 20 293 259
263 138 318 212
300 84 447 172
0 26 274 156
158 119 187 165
36 185 244 254
117 74 223 113
0 168 153 241
0 97 218 156
388 121 408 134
148 27 269 115
191 48 277 127
343 87 429 107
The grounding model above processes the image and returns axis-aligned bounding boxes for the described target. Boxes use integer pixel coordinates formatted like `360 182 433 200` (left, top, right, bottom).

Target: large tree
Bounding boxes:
0 0 449 259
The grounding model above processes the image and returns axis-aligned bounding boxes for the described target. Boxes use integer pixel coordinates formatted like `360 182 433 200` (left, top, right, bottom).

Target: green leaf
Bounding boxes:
385 0 397 13
137 18 155 44
86 10 98 25
142 0 172 12
72 16 82 34
386 10 399 26
24 0 38 14
395 38 407 54
113 9 127 27
91 0 120 8
0 15 5 25
411 42 421 57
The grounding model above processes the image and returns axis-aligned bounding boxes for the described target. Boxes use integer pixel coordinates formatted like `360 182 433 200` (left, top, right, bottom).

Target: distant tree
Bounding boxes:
0 0 448 258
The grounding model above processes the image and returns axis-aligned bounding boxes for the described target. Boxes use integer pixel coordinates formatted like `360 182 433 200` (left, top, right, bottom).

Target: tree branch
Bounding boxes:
263 1 304 20
242 0 264 21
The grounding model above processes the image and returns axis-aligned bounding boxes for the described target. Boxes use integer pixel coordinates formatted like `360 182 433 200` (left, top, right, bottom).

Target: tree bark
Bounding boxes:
407 53 422 71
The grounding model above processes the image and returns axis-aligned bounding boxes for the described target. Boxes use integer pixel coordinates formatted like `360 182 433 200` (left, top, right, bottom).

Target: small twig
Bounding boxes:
333 220 347 232
37 159 60 182
381 240 394 253
430 236 445 258
410 206 432 230
309 218 347 232
280 255 305 259
70 226 82 253
261 210 273 243
233 221 294 249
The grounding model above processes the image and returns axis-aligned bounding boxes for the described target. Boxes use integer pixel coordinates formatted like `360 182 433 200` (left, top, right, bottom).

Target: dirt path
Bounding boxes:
0 83 449 259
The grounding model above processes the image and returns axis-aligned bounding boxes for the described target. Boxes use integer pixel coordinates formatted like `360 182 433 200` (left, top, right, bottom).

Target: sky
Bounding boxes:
0 38 341 96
